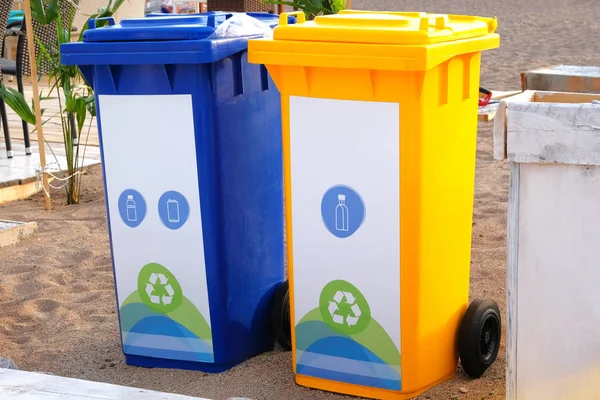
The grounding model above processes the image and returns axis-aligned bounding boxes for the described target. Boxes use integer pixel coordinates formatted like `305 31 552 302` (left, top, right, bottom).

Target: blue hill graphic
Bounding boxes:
119 294 213 363
295 310 401 391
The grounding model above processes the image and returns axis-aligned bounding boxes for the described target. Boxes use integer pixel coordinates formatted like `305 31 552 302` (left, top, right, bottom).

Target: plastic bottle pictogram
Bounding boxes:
335 194 349 231
126 195 138 222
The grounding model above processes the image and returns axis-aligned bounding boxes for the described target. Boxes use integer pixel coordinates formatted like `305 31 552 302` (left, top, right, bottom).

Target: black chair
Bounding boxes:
0 68 12 159
0 2 14 158
0 0 79 157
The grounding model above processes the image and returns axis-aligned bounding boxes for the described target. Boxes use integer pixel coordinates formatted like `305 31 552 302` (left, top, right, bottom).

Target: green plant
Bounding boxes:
1 0 125 204
262 0 346 19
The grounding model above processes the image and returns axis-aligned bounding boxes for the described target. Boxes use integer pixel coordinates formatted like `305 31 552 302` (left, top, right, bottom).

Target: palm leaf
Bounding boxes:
30 0 60 25
0 85 36 125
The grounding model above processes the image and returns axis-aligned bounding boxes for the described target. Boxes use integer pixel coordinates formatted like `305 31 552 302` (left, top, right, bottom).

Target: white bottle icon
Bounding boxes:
167 199 180 223
335 194 349 232
126 195 138 222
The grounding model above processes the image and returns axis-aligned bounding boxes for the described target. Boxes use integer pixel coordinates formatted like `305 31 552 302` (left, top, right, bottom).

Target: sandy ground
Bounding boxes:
1 0 600 399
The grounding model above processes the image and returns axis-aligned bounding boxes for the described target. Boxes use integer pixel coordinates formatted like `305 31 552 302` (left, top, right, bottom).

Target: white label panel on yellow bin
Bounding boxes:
98 95 213 363
289 96 401 390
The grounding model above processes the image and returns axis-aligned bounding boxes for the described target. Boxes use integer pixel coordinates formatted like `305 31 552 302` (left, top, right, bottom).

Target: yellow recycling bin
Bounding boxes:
250 10 500 400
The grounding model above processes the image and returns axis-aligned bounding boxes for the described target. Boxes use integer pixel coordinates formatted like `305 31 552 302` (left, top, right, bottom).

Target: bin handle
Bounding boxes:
487 17 498 33
88 17 116 30
207 13 233 28
279 11 306 26
419 14 448 31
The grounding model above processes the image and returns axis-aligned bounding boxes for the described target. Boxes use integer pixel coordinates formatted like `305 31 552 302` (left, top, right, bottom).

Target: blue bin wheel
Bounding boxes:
458 298 501 378
272 279 291 351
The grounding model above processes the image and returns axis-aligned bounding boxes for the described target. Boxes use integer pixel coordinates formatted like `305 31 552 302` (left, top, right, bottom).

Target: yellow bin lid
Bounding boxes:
249 10 500 71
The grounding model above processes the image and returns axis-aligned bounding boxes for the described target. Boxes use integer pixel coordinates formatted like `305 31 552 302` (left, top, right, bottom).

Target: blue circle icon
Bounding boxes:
118 189 147 228
321 185 366 238
158 191 190 230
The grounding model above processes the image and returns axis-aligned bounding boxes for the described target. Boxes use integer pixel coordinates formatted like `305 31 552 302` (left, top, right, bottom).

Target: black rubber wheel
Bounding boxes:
458 298 501 378
272 280 292 351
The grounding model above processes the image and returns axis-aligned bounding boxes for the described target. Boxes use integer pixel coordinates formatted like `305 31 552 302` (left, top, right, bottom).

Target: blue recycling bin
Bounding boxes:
60 13 285 373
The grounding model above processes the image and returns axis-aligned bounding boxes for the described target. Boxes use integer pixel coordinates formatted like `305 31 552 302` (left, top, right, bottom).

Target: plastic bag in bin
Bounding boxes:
208 14 274 39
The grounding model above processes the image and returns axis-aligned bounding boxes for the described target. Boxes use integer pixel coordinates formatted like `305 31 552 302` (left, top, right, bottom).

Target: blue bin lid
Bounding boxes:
61 11 293 67
83 12 229 42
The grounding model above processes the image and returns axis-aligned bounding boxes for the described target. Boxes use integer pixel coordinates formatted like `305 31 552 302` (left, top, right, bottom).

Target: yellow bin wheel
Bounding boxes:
458 298 502 378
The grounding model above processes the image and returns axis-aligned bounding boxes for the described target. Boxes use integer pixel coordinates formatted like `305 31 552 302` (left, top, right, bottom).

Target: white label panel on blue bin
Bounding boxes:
289 96 401 390
98 94 213 363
